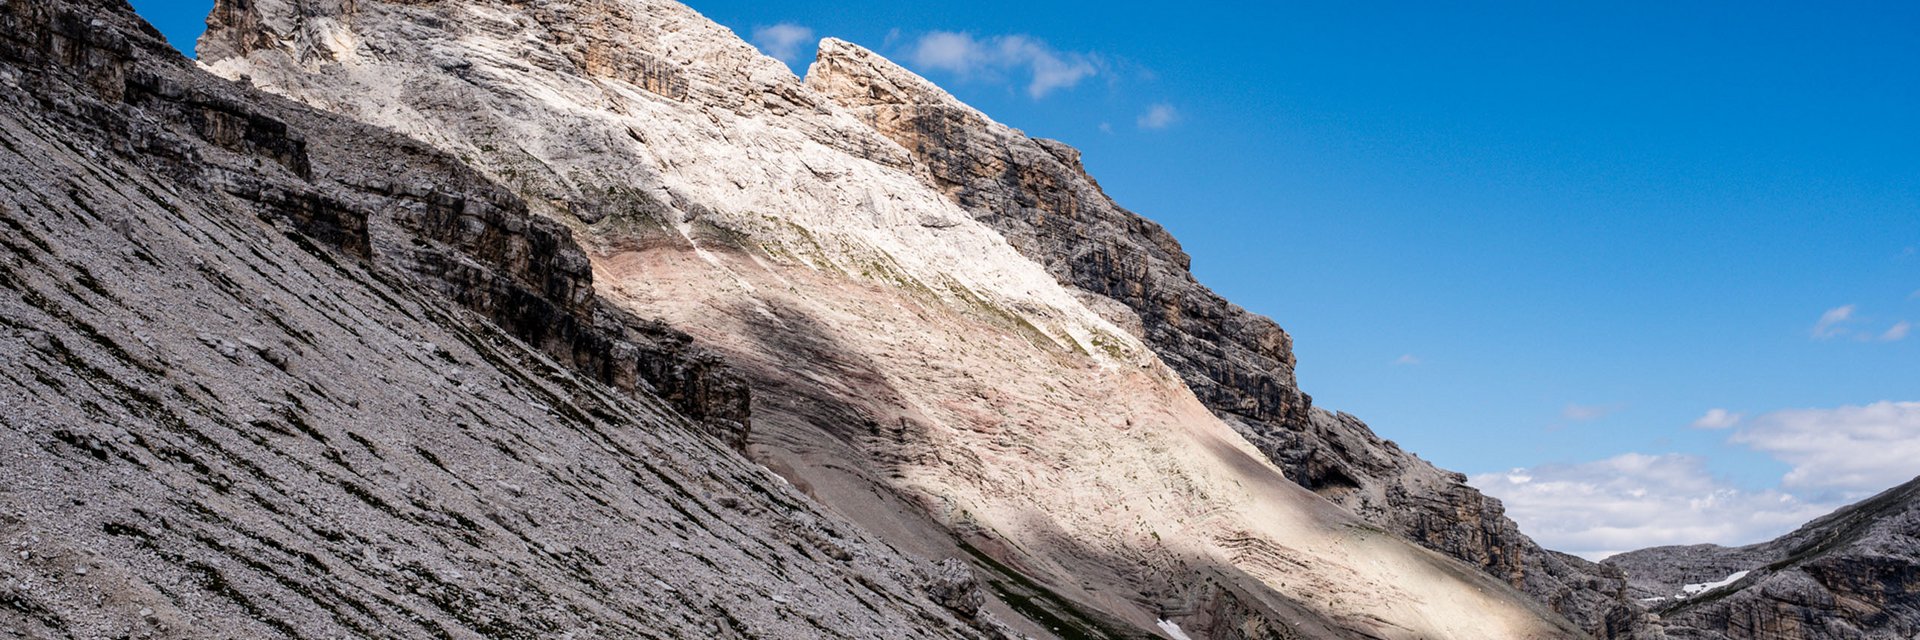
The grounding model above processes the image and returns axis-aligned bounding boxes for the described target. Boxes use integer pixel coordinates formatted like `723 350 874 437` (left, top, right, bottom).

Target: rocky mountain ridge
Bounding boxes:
196 0 1585 637
1606 476 1920 639
11 0 1907 638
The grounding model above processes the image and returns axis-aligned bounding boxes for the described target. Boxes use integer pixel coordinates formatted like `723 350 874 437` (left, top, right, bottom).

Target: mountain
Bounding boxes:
30 0 1906 638
191 0 1584 637
1605 476 1920 639
0 0 1011 637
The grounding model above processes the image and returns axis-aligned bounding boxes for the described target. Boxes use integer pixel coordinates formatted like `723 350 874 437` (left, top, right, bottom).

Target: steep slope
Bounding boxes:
198 0 1587 637
804 37 1635 636
1605 476 1920 639
0 0 1009 637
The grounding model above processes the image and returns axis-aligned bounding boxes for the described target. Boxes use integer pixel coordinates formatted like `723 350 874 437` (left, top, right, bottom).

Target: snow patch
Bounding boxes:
1156 619 1194 640
1679 570 1750 597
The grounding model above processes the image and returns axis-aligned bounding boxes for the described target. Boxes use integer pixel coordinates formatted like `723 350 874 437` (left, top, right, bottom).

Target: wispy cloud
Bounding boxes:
752 23 816 64
1470 454 1836 560
1730 401 1920 496
1561 403 1619 422
1883 321 1911 342
1812 304 1856 340
1691 408 1743 429
1393 354 1422 366
1137 103 1179 130
907 31 1102 98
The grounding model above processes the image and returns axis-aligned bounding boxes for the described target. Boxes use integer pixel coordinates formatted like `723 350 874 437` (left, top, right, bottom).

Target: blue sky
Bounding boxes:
133 0 1918 556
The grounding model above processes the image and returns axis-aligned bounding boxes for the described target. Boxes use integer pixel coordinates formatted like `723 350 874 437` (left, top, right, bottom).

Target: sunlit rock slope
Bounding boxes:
198 0 1586 637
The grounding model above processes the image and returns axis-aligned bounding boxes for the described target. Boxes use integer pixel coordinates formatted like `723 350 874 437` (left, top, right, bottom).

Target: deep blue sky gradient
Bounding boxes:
130 0 1918 494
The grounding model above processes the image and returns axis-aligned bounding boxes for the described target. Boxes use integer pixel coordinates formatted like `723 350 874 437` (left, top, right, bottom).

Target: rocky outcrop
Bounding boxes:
806 38 1308 429
806 37 1636 635
200 0 1589 638
0 0 1007 636
1606 476 1920 639
0 0 747 441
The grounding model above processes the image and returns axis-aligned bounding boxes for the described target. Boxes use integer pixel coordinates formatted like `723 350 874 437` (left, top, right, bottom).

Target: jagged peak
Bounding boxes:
806 37 999 127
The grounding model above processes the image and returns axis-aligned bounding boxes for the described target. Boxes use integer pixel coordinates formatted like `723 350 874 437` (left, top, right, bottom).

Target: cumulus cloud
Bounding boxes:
752 23 816 64
1883 321 1911 342
1730 401 1920 496
1470 454 1837 560
1811 304 1856 340
1561 403 1618 422
1137 103 1180 130
1691 408 1743 429
907 31 1101 98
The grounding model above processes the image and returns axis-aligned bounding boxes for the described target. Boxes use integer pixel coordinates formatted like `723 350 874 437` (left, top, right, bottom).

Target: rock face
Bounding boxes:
200 0 1586 638
0 0 1015 637
805 36 1637 636
1605 476 1920 639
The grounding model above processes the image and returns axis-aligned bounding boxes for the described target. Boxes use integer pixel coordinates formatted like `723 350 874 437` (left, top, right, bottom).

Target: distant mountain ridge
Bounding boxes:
1607 475 1920 639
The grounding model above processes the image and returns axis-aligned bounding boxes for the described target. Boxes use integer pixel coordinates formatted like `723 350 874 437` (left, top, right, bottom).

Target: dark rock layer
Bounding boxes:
2 0 748 443
0 0 1000 636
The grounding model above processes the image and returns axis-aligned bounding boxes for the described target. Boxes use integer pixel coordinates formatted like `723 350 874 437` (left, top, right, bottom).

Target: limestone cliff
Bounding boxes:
199 0 1586 637
805 36 1636 636
0 0 1010 636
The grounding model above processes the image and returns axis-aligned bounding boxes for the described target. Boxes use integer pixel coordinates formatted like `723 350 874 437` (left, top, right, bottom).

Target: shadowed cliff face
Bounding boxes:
195 0 1588 638
803 37 1639 637
1606 477 1920 640
0 0 1016 637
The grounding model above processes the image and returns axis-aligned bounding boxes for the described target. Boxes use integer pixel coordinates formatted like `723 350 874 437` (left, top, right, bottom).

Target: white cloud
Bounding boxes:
1882 321 1911 342
1393 354 1422 366
907 31 1100 98
1729 401 1920 496
911 31 981 73
1470 454 1837 560
1478 401 1920 559
1561 403 1618 422
1811 304 1856 340
1691 408 1743 429
752 23 816 64
1137 103 1180 130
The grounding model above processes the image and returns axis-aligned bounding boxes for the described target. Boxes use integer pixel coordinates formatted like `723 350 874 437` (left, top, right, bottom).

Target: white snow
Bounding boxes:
1679 570 1751 597
1156 619 1194 640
